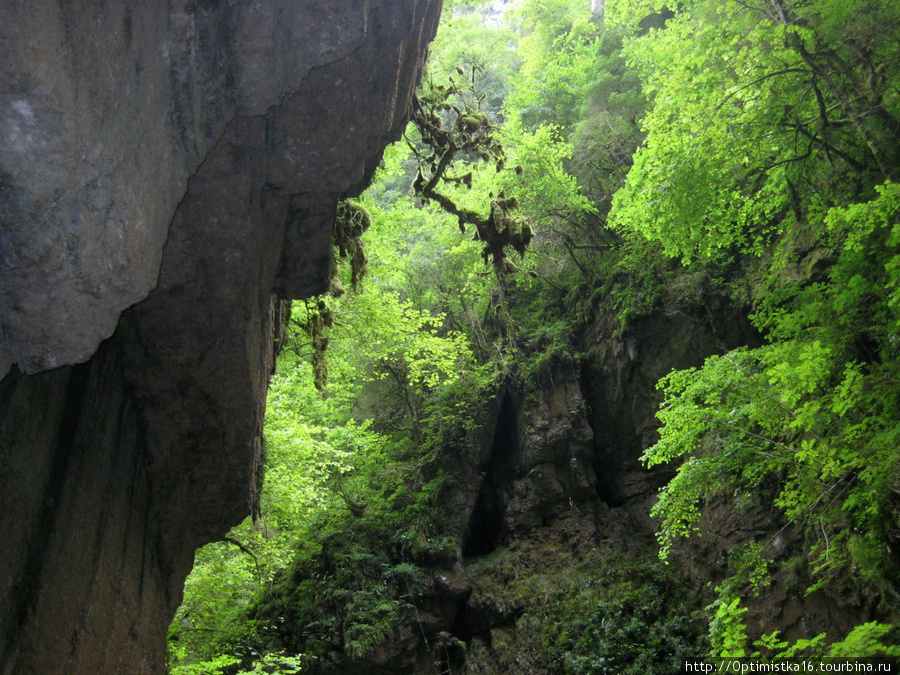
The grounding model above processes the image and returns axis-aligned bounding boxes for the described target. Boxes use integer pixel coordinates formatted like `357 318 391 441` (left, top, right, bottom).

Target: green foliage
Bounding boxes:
171 2 900 671
708 595 750 658
828 623 900 659
645 185 900 586
486 0 664 380
427 5 519 112
506 2 646 211
610 0 900 657
709 572 900 659
171 309 486 669
713 601 900 659
409 70 534 273
170 116 499 671
546 571 703 674
570 26 645 208
504 0 599 132
499 124 596 225
234 652 305 674
169 653 240 675
610 0 900 263
251 527 433 661
168 539 261 669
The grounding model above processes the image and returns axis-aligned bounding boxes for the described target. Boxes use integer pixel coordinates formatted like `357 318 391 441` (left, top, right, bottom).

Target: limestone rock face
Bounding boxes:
0 1 441 672
463 370 597 556
0 0 435 378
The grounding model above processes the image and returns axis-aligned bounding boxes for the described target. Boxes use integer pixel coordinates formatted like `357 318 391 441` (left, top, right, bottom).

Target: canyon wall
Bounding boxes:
0 1 442 672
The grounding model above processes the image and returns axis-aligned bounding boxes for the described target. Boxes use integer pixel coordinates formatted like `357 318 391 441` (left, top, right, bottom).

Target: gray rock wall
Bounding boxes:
0 1 441 672
0 0 436 378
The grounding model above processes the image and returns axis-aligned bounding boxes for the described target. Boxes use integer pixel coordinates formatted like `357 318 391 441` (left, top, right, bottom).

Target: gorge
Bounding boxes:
3 0 900 673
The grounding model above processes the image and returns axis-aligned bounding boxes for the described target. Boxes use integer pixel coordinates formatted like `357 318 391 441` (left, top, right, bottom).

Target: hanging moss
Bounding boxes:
334 199 371 291
486 191 532 261
301 299 333 391
408 70 534 274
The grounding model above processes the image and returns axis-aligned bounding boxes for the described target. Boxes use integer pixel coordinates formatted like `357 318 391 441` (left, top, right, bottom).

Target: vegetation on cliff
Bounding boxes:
168 0 900 671
617 0 900 657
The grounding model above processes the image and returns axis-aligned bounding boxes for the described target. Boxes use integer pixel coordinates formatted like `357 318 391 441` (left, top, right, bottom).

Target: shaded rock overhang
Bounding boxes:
0 1 442 672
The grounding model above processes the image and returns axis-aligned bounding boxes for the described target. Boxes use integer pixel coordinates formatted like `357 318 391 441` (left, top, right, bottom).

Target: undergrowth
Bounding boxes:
462 541 708 674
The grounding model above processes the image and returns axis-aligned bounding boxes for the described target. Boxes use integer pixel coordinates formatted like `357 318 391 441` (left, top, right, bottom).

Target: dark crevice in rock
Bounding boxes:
451 601 472 641
577 364 625 508
463 392 518 557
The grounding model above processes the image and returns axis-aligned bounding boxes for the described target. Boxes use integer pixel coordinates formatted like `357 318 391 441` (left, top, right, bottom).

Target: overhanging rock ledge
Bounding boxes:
0 1 442 672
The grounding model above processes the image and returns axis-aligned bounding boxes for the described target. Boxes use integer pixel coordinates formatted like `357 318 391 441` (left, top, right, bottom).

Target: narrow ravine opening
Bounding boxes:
463 392 517 557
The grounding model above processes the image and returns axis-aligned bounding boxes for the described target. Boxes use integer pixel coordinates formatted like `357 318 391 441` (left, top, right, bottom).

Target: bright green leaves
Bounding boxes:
708 596 750 658
505 0 600 132
338 285 478 392
645 188 900 583
609 1 900 616
647 335 900 579
610 6 806 260
826 182 900 331
241 285 490 663
169 542 260 671
609 0 900 262
753 183 900 358
605 0 675 28
499 123 596 226
647 331 900 656
504 0 646 210
427 5 518 111
710 599 900 658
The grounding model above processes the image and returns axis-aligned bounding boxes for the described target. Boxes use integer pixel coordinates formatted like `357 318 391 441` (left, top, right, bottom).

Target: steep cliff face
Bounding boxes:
0 2 441 673
454 306 757 568
0 0 437 378
270 308 748 673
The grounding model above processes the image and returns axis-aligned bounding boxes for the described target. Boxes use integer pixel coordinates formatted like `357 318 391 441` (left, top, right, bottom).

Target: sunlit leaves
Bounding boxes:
338 284 478 391
611 9 802 260
644 185 900 589
505 0 600 132
609 0 900 262
500 123 596 224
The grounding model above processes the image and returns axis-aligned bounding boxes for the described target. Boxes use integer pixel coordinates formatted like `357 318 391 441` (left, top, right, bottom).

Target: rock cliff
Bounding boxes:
443 304 891 671
0 1 441 672
280 301 892 672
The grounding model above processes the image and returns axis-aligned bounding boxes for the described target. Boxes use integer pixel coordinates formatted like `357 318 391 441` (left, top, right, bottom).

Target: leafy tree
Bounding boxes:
610 0 900 262
504 0 600 132
409 71 534 273
426 6 519 113
645 184 900 580
608 0 900 655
